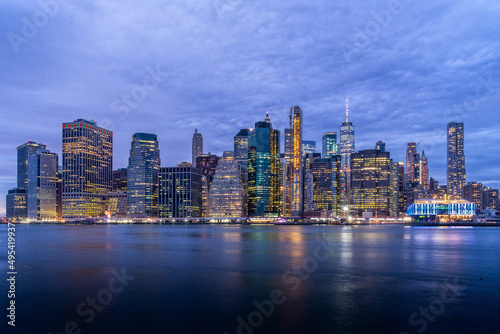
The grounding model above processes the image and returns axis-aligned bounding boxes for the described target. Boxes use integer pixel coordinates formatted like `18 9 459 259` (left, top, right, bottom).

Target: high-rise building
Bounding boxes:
340 98 355 169
62 119 112 218
350 149 393 217
209 151 245 217
27 149 59 221
322 132 338 158
127 133 160 218
105 191 127 218
420 151 429 190
283 128 294 216
482 187 499 210
6 188 27 220
17 141 46 190
112 168 128 192
447 122 465 198
405 142 417 184
462 182 482 212
310 156 342 215
291 106 303 216
234 129 250 169
158 163 203 218
192 129 203 165
196 153 220 217
375 141 386 152
303 153 321 212
247 111 280 217
302 140 316 155
429 177 438 192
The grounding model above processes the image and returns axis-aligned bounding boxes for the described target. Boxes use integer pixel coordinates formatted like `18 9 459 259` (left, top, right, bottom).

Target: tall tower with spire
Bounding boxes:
192 129 203 166
340 97 355 168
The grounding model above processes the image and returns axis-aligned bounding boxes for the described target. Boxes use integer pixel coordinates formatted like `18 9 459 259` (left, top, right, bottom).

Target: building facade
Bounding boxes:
192 129 203 165
17 141 46 190
127 133 160 218
112 168 128 192
62 119 112 218
6 188 27 220
322 132 338 158
27 149 59 220
447 121 465 198
158 164 203 218
291 106 303 216
310 156 342 215
462 182 482 212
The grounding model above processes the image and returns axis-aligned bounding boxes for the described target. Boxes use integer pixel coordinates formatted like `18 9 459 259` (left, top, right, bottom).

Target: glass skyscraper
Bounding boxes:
27 149 59 220
447 121 465 199
302 140 316 154
62 119 113 218
247 112 280 217
311 156 342 215
17 141 46 190
322 132 338 158
127 133 160 218
340 98 355 168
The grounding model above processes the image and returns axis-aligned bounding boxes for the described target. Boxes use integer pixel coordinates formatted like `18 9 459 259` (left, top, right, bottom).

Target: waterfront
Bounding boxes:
1 224 499 333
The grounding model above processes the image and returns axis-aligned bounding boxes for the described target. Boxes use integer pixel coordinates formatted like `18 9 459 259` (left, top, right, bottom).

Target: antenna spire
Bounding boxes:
345 97 349 123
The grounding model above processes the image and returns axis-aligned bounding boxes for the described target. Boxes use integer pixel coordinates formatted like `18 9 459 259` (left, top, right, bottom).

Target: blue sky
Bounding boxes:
1 0 499 215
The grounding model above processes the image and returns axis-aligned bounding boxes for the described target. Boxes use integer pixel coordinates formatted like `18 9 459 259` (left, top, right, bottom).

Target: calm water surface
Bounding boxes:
1 224 499 334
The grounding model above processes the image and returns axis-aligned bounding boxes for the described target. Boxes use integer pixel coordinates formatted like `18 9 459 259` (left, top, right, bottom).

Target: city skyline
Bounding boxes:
1 1 499 215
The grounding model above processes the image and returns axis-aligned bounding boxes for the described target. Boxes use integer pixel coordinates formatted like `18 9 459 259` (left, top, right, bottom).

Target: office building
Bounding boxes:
322 132 338 158
105 191 127 218
196 153 220 216
462 182 482 212
62 119 113 218
420 151 429 190
17 141 46 190
375 140 386 152
6 188 27 220
234 129 249 169
192 129 203 165
247 111 280 216
302 140 316 155
209 151 244 217
158 163 203 218
310 155 342 215
127 133 160 218
447 122 465 198
482 187 498 210
27 149 59 220
112 168 128 192
291 106 303 216
405 142 417 184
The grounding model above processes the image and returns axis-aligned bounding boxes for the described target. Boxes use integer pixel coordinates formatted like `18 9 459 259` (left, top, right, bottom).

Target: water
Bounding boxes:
1 224 499 334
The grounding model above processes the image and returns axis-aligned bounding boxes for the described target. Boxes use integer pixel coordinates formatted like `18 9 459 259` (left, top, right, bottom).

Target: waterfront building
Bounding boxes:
127 133 160 218
209 151 244 217
105 191 127 218
27 149 59 221
462 182 482 212
247 111 280 217
62 119 112 218
112 168 128 192
17 141 46 190
482 187 499 210
192 129 203 165
407 199 475 222
158 163 203 218
6 188 27 220
322 132 338 158
350 149 392 217
447 121 465 198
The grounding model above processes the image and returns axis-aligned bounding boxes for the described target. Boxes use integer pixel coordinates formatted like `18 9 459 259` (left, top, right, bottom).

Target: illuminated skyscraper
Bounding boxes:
310 155 342 215
196 153 220 217
482 187 498 210
209 151 244 217
17 141 46 190
291 106 303 216
158 163 203 218
405 142 417 184
62 119 112 218
322 132 338 158
234 129 249 169
247 111 280 216
420 150 429 190
283 128 294 216
6 188 27 220
192 129 203 165
462 182 482 211
340 98 355 168
127 133 160 218
447 121 465 198
350 149 392 217
302 140 316 154
112 168 128 192
27 149 59 220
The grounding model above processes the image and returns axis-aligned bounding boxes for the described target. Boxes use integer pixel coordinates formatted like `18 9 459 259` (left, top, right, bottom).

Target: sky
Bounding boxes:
0 0 499 215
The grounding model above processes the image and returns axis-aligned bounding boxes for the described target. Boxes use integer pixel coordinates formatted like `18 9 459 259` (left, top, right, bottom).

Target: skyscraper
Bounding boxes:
158 163 203 218
112 168 128 192
27 149 59 221
350 149 393 217
247 111 280 217
6 188 27 220
209 151 245 217
340 98 355 169
17 141 46 190
302 140 316 154
310 156 342 215
462 182 482 211
196 153 220 217
420 150 429 190
447 121 465 198
127 133 160 218
405 142 417 184
62 119 113 218
234 129 249 168
192 129 203 165
283 128 294 216
322 132 338 158
291 106 303 216
375 140 386 152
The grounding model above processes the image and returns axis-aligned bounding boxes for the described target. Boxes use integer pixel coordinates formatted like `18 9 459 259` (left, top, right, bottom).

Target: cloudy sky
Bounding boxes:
1 0 499 215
